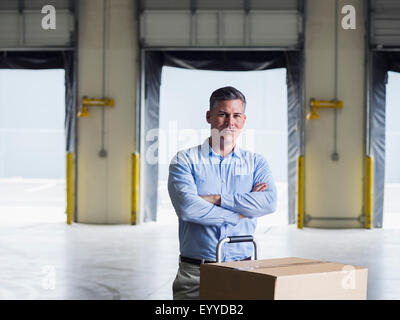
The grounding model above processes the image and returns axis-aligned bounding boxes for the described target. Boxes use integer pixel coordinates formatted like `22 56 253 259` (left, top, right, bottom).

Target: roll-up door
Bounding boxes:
0 0 75 49
371 0 400 48
139 0 303 48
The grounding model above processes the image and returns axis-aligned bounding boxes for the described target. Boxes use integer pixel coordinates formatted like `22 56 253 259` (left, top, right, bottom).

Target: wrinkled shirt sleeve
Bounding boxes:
220 155 277 218
168 152 240 227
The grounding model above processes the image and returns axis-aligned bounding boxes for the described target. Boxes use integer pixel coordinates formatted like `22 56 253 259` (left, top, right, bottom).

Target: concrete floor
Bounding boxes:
1 178 400 300
1 220 400 300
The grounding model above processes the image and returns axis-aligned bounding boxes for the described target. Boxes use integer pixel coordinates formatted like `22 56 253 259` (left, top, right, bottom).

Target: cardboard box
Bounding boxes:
200 257 368 300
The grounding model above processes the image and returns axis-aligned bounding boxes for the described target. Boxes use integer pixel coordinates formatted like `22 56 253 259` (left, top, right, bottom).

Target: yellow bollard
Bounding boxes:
131 152 140 225
297 156 304 229
66 152 73 225
364 156 373 229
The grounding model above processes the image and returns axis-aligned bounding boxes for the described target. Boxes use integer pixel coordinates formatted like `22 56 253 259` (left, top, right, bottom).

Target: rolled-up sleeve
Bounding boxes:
168 152 240 227
220 155 277 218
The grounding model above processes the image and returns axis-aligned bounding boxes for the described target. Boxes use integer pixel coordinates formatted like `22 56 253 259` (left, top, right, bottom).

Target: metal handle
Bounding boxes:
216 235 258 263
228 235 254 243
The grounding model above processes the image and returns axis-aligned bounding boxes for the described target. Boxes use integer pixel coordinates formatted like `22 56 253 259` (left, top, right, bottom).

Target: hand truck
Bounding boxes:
216 235 258 263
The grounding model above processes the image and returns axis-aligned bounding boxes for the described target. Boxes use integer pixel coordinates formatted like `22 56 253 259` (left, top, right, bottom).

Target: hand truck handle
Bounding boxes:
216 235 258 263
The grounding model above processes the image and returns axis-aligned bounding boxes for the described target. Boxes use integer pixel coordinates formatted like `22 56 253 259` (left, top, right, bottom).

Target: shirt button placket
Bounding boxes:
219 156 227 261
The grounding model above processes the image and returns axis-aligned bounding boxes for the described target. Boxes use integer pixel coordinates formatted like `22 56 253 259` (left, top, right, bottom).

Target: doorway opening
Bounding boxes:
0 69 66 226
383 71 400 229
156 66 288 228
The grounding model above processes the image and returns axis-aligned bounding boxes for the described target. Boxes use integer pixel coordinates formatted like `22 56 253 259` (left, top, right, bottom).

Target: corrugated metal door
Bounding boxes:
139 0 303 48
0 0 75 49
371 0 400 48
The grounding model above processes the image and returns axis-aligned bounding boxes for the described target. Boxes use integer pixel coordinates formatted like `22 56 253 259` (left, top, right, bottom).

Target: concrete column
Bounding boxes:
304 0 365 228
77 0 137 224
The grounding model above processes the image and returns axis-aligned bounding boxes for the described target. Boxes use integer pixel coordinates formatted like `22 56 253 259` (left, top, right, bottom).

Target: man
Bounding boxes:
168 86 277 300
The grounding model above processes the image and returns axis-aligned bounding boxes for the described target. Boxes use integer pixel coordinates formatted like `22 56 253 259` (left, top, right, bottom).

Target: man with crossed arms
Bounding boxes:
168 86 277 300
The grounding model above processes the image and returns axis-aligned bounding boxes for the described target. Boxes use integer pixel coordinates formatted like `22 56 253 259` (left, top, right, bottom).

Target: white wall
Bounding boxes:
77 0 137 224
304 0 365 227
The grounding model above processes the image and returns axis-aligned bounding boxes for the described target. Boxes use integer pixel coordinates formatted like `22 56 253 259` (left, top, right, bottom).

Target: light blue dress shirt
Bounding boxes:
168 138 277 262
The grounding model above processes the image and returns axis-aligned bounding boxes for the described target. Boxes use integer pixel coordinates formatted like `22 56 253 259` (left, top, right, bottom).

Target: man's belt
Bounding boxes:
180 255 251 265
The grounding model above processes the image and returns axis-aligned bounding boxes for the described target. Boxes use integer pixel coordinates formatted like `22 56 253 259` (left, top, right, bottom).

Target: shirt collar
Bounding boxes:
200 138 242 159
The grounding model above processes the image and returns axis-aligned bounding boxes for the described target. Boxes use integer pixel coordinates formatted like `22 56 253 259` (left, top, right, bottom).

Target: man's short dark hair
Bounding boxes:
209 86 246 113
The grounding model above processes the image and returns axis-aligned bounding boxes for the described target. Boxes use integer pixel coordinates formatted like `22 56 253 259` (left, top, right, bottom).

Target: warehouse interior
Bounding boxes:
0 0 400 300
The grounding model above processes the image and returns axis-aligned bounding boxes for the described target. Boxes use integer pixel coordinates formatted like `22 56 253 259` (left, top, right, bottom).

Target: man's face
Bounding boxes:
206 99 247 145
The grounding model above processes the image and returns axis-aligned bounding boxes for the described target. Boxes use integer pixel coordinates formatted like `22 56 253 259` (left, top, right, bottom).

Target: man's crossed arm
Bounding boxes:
168 151 277 227
200 182 267 219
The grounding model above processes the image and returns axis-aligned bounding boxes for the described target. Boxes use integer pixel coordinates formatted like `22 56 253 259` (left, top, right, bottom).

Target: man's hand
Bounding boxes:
200 181 267 219
200 194 221 206
252 181 267 192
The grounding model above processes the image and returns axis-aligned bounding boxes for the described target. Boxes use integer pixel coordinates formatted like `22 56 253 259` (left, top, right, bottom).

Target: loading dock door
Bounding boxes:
139 50 302 224
368 0 400 228
138 0 305 224
369 52 400 227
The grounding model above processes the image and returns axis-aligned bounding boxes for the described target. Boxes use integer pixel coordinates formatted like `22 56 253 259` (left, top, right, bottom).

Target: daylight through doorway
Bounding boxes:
0 69 66 226
157 67 288 228
383 71 400 229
